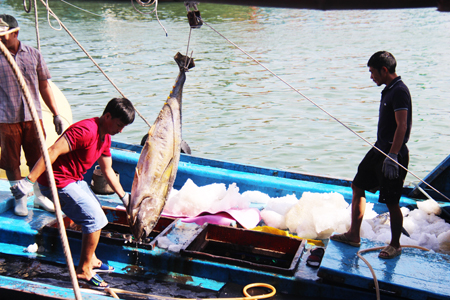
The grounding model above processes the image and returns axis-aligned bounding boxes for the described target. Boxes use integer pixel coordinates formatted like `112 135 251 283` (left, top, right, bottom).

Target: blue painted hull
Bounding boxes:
0 141 449 299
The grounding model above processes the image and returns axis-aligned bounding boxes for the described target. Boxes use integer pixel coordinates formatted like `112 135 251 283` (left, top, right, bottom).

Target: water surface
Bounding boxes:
3 0 450 184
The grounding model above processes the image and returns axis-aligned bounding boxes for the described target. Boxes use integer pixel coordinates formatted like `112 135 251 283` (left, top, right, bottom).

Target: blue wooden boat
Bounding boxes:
0 140 449 299
2 1 450 298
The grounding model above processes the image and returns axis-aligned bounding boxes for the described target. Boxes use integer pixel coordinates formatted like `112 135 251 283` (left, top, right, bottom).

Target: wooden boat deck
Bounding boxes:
319 239 450 300
0 164 449 300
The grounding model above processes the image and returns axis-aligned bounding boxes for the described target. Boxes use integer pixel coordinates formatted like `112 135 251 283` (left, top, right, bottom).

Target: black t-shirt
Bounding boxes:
375 76 412 154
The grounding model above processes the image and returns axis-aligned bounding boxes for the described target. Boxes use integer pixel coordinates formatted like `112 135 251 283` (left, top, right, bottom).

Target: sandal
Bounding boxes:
79 273 109 290
330 233 361 247
379 245 402 259
306 247 325 268
94 262 115 273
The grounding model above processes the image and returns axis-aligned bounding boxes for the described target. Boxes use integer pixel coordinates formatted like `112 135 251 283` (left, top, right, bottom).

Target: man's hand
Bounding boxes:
53 115 64 135
10 177 34 199
121 193 130 207
382 153 399 180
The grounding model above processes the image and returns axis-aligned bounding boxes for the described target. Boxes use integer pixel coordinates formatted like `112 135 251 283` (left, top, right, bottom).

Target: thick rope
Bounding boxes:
202 20 450 202
0 30 82 300
357 245 430 300
38 0 152 127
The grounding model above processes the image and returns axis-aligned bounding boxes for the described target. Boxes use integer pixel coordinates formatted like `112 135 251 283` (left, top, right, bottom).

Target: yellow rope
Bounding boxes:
357 245 430 300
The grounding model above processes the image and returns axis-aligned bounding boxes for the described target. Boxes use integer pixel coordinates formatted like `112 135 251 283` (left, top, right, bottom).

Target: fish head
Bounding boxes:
128 195 158 242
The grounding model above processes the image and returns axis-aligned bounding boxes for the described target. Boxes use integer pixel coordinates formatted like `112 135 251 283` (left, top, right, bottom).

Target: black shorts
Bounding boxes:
352 147 409 204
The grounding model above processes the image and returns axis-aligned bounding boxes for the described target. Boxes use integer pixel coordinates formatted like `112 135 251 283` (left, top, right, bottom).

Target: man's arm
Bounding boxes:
39 80 64 134
389 109 408 154
382 109 408 179
97 155 126 199
38 80 59 116
27 136 71 183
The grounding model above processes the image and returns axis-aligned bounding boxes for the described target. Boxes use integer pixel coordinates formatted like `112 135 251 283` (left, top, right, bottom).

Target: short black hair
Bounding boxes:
0 14 19 29
102 98 135 125
367 51 397 74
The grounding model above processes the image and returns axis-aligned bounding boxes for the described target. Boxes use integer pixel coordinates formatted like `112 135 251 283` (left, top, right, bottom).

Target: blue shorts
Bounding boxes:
39 181 108 234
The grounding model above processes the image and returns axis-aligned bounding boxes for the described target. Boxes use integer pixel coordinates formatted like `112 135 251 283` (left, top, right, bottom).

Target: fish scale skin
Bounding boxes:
128 53 191 241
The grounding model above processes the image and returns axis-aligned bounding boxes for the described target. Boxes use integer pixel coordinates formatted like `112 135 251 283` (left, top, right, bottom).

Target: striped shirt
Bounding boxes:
0 42 51 123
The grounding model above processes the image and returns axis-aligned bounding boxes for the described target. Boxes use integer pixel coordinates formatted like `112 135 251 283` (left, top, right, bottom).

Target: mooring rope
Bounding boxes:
202 20 450 202
0 29 82 300
38 0 152 127
357 245 430 300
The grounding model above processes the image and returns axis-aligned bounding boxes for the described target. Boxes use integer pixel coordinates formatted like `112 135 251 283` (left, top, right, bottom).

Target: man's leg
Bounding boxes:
386 202 403 249
330 183 366 245
5 169 21 181
22 120 55 213
6 170 28 216
33 183 55 212
346 183 366 242
76 230 108 287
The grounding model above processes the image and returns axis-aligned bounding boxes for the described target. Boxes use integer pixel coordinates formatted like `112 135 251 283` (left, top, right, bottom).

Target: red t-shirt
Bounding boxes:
38 117 111 188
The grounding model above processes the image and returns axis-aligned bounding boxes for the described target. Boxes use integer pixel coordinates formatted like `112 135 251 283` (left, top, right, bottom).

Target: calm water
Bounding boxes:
3 0 450 183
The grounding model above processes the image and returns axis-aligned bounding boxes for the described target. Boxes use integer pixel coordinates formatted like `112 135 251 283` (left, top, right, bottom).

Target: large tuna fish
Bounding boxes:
128 52 194 242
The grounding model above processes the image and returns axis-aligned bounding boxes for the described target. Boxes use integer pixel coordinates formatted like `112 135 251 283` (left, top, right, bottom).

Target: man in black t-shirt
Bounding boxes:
331 51 412 259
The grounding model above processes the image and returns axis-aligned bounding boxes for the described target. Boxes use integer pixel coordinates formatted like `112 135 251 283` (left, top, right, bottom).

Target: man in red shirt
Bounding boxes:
11 97 135 289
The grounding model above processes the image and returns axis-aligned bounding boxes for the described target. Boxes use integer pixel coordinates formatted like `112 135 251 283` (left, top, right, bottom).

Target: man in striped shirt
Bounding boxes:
0 14 64 216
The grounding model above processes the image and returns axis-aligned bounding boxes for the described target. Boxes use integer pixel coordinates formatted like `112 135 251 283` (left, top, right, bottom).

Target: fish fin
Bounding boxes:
161 160 174 197
135 167 141 179
148 124 156 137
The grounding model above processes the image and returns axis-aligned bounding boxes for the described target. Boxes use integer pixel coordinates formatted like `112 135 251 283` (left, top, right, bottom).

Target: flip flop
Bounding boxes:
94 262 115 273
330 233 361 247
378 245 402 259
80 273 109 290
306 247 325 268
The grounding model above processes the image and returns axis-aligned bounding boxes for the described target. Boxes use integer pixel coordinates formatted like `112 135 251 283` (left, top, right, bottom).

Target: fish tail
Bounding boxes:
174 52 195 71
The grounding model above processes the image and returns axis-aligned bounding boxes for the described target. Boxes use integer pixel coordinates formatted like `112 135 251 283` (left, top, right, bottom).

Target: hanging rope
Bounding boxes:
23 0 32 13
22 0 40 50
33 0 40 50
0 29 82 300
202 20 450 202
131 0 168 36
38 0 152 127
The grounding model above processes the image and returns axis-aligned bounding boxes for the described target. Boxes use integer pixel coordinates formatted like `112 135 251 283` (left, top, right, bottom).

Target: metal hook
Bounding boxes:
185 1 202 29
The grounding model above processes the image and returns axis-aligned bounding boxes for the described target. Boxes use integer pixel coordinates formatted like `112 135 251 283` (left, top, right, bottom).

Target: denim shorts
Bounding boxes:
39 180 108 234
